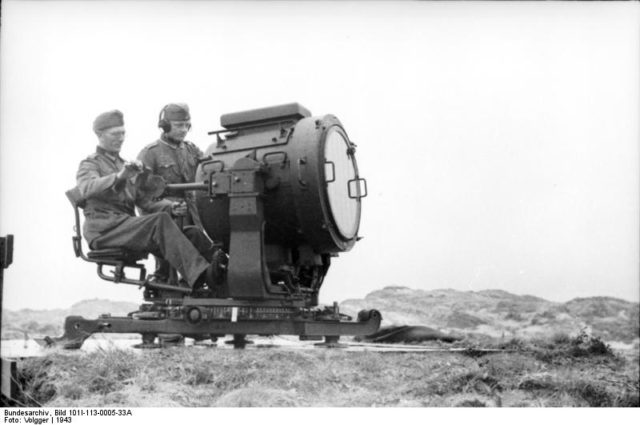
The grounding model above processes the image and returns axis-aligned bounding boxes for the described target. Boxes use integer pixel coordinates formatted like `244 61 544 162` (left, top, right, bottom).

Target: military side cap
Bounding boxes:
93 110 124 133
161 103 190 121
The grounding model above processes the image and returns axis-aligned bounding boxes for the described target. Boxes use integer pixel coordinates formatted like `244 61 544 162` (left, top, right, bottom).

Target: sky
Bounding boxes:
0 1 638 311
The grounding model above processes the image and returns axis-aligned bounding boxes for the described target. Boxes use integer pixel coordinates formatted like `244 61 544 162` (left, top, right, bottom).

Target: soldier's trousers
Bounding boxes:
90 212 210 287
153 226 215 282
153 213 214 282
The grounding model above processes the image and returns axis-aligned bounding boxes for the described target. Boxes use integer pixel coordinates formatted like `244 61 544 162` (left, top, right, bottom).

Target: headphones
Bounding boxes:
158 105 172 133
158 104 192 133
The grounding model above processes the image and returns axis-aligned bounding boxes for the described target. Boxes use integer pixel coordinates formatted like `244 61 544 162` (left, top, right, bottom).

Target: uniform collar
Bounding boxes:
160 134 184 150
96 146 123 162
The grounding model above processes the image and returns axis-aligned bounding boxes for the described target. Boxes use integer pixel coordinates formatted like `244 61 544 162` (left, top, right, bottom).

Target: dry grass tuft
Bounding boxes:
13 335 639 407
213 386 300 407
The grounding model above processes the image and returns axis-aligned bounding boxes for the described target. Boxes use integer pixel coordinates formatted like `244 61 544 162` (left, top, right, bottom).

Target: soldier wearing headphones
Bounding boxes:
138 103 213 283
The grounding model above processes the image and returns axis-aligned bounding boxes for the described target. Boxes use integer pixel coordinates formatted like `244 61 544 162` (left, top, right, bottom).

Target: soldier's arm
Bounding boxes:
136 147 155 171
194 143 204 160
135 176 173 215
76 158 119 199
137 196 173 215
135 146 172 213
186 141 204 160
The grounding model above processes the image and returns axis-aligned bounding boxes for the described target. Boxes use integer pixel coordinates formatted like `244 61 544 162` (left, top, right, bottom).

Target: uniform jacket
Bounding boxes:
77 146 173 245
137 136 204 228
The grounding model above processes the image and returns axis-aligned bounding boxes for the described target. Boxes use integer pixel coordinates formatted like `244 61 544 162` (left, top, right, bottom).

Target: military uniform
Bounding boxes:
137 136 204 228
77 146 210 287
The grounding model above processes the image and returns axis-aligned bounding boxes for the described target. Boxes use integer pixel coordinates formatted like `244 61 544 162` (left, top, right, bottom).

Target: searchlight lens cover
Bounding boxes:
324 128 359 239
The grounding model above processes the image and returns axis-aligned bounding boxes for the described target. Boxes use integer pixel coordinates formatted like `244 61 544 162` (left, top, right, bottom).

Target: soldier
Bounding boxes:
76 109 214 291
137 103 212 283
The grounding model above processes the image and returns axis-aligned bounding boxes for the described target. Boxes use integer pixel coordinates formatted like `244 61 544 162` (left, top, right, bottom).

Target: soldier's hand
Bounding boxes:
171 201 188 217
117 161 143 180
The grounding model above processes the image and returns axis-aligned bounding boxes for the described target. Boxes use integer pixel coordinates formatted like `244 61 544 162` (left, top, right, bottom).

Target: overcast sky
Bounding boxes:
1 1 638 311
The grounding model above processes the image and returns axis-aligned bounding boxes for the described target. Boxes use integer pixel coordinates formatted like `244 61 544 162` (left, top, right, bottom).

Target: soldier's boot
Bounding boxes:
192 249 228 298
153 256 171 283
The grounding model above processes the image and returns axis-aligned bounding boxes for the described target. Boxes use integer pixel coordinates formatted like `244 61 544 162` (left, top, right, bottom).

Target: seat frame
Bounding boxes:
66 187 148 286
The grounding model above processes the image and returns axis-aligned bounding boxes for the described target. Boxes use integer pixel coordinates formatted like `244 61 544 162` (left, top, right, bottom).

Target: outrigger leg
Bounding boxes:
225 334 253 349
315 335 347 348
132 333 161 349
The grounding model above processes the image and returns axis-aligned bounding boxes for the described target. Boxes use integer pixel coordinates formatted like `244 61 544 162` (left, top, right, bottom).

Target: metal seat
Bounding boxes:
86 248 147 263
65 187 147 285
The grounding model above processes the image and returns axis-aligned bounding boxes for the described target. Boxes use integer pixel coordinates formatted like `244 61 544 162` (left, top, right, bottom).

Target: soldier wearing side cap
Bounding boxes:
137 103 212 283
75 109 215 291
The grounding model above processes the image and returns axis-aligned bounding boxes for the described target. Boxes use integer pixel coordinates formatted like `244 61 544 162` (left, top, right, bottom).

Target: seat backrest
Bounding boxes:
65 187 86 209
65 187 86 258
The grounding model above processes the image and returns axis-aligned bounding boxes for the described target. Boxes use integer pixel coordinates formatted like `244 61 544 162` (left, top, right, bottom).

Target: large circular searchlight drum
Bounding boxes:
196 103 367 255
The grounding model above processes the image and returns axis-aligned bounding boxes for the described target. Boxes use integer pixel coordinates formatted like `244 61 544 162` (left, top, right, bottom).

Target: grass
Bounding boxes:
12 334 639 407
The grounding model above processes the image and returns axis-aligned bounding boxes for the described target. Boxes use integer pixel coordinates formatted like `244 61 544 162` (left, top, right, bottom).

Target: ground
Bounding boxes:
10 334 640 407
